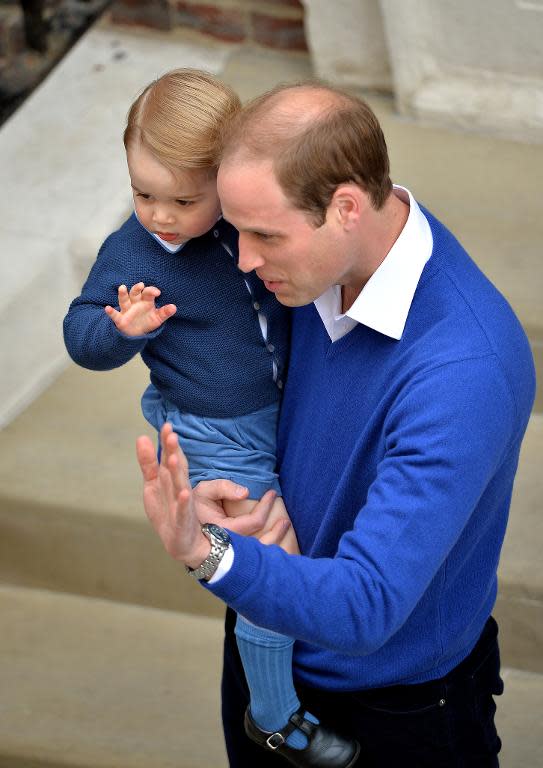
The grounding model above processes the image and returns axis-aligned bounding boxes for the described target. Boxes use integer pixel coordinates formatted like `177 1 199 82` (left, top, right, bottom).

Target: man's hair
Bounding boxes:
124 68 241 172
220 82 392 225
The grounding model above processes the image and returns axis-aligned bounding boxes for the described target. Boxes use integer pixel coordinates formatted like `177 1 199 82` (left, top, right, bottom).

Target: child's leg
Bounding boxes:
225 496 319 750
234 614 319 750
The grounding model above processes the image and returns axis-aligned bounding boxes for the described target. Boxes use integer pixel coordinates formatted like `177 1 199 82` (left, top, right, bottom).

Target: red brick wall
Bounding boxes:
110 0 307 51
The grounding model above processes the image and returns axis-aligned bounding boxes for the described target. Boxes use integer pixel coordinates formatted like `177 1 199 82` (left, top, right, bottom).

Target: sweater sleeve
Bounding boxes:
63 230 162 371
206 354 517 654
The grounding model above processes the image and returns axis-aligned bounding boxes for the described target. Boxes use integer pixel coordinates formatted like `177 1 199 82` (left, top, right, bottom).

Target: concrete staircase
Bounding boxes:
1 13 542 768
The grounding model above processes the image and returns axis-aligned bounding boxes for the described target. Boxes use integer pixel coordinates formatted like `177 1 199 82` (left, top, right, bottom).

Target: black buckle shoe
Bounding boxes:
244 706 360 767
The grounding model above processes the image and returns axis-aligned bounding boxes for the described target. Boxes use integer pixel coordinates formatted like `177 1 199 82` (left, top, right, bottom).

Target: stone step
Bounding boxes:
0 585 227 768
0 359 224 620
0 584 541 768
0 361 542 674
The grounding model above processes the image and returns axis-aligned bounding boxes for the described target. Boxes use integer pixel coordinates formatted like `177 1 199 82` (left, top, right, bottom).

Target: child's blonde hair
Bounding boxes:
124 68 241 172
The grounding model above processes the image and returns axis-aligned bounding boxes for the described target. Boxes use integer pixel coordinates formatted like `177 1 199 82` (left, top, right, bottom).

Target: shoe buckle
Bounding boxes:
266 732 285 750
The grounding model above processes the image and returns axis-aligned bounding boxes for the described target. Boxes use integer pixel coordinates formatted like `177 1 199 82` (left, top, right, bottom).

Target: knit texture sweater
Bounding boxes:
63 215 290 417
208 207 536 690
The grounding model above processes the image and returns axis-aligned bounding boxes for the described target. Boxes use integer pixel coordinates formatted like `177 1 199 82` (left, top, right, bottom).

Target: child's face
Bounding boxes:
127 142 221 245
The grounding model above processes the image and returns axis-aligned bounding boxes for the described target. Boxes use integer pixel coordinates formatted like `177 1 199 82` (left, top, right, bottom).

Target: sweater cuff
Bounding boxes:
202 531 261 603
114 324 165 342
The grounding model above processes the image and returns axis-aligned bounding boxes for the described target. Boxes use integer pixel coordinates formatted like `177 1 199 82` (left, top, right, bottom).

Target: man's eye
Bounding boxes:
176 199 194 207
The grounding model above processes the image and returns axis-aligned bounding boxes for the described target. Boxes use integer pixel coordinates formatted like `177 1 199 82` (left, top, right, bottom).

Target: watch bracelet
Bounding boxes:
186 524 230 581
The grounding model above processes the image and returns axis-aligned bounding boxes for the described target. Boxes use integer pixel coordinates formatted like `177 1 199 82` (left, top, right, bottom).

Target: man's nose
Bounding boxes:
238 233 264 273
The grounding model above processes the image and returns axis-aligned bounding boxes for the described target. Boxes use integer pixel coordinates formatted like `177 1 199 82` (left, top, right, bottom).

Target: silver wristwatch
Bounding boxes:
186 523 231 581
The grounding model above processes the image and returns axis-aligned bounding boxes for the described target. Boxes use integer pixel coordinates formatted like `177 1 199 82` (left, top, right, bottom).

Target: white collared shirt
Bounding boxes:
314 186 433 342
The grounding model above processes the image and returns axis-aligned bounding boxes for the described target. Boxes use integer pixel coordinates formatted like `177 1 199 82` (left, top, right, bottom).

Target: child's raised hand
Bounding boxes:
105 282 176 337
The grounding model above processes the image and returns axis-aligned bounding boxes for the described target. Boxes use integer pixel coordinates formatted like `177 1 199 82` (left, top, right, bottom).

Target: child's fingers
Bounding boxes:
105 305 121 325
141 286 161 302
128 282 145 302
118 284 131 312
156 304 177 323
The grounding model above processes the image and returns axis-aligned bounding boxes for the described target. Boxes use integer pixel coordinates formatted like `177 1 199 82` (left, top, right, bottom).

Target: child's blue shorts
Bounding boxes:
141 384 282 500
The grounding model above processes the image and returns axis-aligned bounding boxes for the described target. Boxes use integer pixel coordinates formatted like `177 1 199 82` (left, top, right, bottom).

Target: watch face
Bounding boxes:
205 523 231 544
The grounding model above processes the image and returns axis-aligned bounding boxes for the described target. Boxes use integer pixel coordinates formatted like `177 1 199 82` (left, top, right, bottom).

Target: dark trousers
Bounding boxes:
221 609 504 767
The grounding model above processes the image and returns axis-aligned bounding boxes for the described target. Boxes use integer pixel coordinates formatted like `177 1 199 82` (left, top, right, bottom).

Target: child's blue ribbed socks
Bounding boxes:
235 614 319 750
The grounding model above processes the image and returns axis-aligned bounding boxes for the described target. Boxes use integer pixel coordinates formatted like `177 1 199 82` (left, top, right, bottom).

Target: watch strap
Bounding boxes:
186 524 230 581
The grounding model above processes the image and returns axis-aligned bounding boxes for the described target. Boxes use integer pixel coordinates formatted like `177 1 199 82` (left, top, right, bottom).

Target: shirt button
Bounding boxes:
213 229 219 238
277 380 283 390
267 343 275 353
253 301 261 311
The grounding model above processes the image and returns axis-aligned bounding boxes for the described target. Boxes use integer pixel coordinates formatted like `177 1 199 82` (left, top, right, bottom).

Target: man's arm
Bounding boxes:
139 357 518 655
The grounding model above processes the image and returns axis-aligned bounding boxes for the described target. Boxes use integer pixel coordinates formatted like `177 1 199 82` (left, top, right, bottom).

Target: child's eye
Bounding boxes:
137 193 151 200
176 199 194 207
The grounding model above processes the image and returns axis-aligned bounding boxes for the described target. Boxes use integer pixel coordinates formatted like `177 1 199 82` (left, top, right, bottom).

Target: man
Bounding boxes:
137 83 536 767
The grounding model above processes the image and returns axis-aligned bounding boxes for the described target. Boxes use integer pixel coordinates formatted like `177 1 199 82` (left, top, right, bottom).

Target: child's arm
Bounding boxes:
63 232 175 371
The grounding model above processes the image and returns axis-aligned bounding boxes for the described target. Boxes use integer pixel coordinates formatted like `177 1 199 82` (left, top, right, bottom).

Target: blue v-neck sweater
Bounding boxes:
208 208 536 690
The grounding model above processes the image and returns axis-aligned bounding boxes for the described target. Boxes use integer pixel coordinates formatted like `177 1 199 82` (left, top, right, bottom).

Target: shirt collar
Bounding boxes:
315 186 433 341
133 209 186 253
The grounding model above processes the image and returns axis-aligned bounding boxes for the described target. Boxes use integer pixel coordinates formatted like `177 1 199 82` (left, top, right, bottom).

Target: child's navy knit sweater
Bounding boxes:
63 214 289 417
208 207 536 690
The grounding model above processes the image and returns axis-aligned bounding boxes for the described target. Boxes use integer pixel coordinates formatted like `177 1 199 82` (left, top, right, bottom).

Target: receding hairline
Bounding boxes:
220 81 355 165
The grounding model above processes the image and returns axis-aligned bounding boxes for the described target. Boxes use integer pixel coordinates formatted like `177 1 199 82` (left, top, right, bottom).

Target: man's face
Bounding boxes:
217 159 350 306
127 142 221 245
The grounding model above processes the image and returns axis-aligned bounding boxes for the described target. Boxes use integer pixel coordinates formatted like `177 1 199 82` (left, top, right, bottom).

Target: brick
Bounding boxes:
175 2 246 43
256 0 303 8
251 11 307 50
110 0 173 31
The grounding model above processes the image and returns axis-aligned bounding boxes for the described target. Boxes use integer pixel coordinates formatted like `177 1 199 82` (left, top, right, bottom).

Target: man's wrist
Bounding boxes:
184 534 212 570
186 524 232 581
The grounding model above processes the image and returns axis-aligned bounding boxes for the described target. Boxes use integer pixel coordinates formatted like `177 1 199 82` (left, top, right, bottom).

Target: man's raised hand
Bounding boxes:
105 282 176 337
136 423 209 568
136 423 293 566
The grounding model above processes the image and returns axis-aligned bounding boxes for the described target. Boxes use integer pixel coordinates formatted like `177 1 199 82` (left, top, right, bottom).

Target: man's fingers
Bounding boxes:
166 449 188 498
159 424 190 496
195 478 249 502
163 427 189 479
224 490 277 537
136 435 159 481
259 517 292 547
159 422 174 464
172 487 191 530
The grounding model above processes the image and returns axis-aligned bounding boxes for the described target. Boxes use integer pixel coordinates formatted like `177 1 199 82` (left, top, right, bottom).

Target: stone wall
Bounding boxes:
303 0 543 143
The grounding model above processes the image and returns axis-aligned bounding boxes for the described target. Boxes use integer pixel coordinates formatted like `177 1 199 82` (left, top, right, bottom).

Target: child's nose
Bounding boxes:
152 205 174 225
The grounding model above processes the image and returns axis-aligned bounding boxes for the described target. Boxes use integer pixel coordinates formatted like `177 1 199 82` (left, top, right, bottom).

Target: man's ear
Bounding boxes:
330 184 367 230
